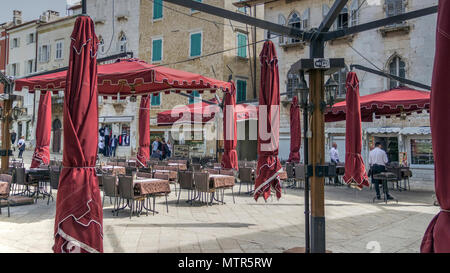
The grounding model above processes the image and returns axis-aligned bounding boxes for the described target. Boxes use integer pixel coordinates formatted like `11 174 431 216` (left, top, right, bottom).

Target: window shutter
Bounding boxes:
17 38 20 47
152 39 162 62
302 8 310 30
237 33 247 58
47 45 51 62
16 63 20 77
190 33 202 57
350 0 359 26
153 0 163 19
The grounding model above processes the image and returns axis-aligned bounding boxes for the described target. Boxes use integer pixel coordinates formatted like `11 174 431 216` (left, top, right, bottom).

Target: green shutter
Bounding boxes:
190 33 202 57
237 33 247 58
189 90 200 104
153 0 163 20
152 39 162 62
151 93 161 106
191 0 202 13
236 80 247 103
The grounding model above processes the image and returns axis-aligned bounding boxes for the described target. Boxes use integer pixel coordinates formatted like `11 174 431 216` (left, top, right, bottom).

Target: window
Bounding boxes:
337 7 349 30
190 31 202 58
331 67 348 98
153 0 163 20
26 59 34 75
302 8 310 30
12 38 19 48
151 93 161 106
39 44 50 63
11 63 19 76
237 33 247 58
237 0 248 14
236 80 247 103
386 0 405 17
191 0 201 13
119 33 127 52
287 12 301 44
189 90 201 104
152 38 163 63
411 139 434 165
28 33 35 44
278 14 286 45
56 40 63 60
350 0 360 26
389 56 406 89
286 73 299 98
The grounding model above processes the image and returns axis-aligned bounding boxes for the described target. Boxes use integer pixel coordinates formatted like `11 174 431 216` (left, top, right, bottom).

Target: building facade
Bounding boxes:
139 0 264 159
237 0 437 188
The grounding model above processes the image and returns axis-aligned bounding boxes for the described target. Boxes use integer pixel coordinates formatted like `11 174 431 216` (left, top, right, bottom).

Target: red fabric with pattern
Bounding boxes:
30 91 52 168
137 95 150 167
288 96 301 163
221 81 238 170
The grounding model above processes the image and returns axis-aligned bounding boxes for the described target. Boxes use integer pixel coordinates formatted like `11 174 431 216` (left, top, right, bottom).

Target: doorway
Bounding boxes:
373 136 399 163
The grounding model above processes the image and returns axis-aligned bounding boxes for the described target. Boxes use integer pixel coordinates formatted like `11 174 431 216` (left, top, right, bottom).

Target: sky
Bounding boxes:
0 0 74 24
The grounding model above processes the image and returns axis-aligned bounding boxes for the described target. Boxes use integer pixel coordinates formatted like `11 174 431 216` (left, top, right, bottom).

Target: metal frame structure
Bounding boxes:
164 0 438 253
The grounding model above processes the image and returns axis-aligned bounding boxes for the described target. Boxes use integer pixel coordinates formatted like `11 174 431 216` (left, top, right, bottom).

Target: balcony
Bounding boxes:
379 23 411 37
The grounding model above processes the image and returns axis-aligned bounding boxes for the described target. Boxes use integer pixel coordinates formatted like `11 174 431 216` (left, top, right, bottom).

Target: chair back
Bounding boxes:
118 176 134 199
125 166 138 176
50 169 60 190
191 163 202 171
103 175 118 198
239 167 253 183
194 172 210 193
294 164 306 180
286 162 295 179
14 167 27 186
178 171 194 190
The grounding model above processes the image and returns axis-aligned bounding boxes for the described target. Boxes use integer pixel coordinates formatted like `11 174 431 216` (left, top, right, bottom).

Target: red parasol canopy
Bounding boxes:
137 95 150 167
157 101 220 126
342 72 369 190
221 81 238 170
53 16 103 253
287 96 301 163
30 91 52 168
421 0 450 253
254 41 283 201
325 87 430 122
14 58 231 96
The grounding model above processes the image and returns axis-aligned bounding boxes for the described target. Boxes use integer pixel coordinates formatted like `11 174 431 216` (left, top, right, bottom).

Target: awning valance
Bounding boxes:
14 58 231 97
325 87 430 122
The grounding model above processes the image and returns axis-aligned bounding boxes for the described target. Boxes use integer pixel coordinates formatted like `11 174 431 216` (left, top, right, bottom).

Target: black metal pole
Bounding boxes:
303 105 310 253
82 0 87 15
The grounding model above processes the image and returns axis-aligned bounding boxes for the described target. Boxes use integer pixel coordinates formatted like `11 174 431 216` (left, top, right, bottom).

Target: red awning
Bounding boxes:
14 58 231 96
156 101 258 126
325 87 430 122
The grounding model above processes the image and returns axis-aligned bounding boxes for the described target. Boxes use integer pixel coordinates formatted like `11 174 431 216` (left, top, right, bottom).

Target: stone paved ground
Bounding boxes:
0 151 439 253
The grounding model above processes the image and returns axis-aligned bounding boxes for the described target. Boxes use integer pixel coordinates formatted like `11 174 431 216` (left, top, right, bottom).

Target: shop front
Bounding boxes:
98 116 135 157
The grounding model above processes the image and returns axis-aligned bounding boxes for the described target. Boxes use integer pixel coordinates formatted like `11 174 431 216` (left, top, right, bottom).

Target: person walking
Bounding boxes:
369 142 394 200
11 131 17 152
17 136 26 158
161 138 170 160
98 139 105 155
110 135 118 157
151 137 161 159
166 140 172 158
329 142 341 185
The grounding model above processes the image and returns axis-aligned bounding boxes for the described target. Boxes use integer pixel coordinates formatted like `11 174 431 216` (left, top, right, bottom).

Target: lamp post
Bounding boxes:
297 70 311 253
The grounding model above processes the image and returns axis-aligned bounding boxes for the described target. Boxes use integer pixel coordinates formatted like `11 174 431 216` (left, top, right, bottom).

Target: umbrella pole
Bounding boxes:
303 105 310 253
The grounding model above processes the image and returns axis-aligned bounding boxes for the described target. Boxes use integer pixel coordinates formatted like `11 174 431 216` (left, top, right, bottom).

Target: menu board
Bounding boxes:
174 145 189 158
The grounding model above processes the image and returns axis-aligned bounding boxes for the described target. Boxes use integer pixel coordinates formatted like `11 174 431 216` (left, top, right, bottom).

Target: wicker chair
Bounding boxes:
118 176 145 219
194 172 213 206
177 171 195 205
12 167 28 196
103 175 119 216
238 167 253 194
0 174 13 217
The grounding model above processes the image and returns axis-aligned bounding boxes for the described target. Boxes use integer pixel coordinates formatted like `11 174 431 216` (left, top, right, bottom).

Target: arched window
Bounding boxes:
118 33 127 53
278 14 286 45
286 73 299 98
388 56 406 89
288 12 301 44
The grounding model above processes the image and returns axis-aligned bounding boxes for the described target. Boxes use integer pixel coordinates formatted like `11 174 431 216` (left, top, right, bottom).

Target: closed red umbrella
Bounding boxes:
421 0 450 253
221 81 238 170
254 41 283 201
288 96 301 163
137 95 150 167
342 72 369 190
30 91 52 168
53 16 103 253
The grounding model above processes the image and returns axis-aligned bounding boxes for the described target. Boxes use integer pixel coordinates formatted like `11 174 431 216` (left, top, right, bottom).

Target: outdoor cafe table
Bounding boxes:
100 165 126 175
209 174 235 189
26 168 53 203
153 169 177 181
134 178 171 196
167 163 187 171
372 172 399 204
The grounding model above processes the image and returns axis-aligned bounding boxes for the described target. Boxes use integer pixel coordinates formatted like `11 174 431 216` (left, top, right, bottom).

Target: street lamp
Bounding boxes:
324 76 339 107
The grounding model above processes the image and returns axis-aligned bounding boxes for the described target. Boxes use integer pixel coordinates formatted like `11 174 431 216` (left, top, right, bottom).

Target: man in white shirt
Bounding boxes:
330 143 341 185
369 142 393 200
17 136 26 158
151 137 161 159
